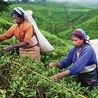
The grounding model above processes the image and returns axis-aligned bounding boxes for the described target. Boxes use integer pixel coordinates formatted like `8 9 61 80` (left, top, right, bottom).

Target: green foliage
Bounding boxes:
0 47 97 98
0 2 98 36
0 18 13 33
0 89 6 98
0 2 98 98
0 3 92 35
74 8 98 25
75 15 98 39
0 0 11 14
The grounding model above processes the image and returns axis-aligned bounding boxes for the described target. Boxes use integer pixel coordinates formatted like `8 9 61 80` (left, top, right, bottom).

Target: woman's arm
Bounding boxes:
49 62 62 68
51 70 70 80
49 62 70 80
4 41 28 52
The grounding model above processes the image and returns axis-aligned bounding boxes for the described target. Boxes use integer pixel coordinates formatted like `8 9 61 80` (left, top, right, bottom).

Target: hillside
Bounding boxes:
0 2 98 98
74 8 98 25
57 8 98 40
0 2 94 34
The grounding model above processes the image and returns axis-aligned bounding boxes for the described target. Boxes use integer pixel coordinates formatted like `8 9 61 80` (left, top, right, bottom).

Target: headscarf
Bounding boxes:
13 7 25 16
72 28 90 41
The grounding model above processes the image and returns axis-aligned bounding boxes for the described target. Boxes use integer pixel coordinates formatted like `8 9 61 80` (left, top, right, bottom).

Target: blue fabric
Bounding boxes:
60 43 97 75
77 29 88 39
73 28 90 40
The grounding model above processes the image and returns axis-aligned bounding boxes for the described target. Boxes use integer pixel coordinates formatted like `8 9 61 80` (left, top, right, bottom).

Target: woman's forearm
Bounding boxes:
52 70 70 80
12 41 28 48
49 62 62 68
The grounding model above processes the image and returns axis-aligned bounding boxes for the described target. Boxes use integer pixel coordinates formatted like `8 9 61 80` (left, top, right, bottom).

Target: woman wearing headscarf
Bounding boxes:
0 7 40 62
49 28 98 90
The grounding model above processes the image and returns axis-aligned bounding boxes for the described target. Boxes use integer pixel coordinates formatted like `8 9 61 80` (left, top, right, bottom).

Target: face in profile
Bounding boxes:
71 35 84 47
12 14 23 25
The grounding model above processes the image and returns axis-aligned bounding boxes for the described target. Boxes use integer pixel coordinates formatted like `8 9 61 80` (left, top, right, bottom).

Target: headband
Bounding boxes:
73 29 90 41
13 7 25 16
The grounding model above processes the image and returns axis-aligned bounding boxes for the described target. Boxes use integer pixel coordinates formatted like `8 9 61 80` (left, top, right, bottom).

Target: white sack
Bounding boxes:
24 10 54 53
89 39 98 65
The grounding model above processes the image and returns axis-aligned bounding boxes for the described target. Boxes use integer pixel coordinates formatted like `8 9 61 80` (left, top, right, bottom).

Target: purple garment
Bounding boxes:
60 43 97 75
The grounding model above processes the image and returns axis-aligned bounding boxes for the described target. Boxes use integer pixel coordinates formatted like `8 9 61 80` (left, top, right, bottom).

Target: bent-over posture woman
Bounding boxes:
49 28 98 90
0 7 40 62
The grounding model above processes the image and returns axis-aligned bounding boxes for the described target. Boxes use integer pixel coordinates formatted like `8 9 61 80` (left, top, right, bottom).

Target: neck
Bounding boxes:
17 22 23 27
17 20 24 26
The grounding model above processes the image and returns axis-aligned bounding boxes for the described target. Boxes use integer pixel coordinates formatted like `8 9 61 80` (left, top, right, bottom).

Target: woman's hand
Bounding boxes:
51 73 62 80
4 45 14 52
49 62 56 68
51 70 70 80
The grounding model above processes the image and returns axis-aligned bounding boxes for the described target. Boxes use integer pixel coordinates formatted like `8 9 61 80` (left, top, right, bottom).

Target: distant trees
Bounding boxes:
33 0 46 2
11 0 29 3
4 0 47 3
0 0 10 14
0 0 47 4
42 0 46 2
22 0 29 3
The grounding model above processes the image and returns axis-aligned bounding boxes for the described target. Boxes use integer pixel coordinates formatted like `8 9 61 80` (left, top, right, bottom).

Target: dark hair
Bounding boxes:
72 33 83 40
11 10 24 19
71 33 86 43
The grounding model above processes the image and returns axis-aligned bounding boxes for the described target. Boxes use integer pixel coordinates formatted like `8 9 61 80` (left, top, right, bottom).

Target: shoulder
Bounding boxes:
68 46 77 54
70 46 77 51
83 43 93 50
23 21 34 30
11 24 17 27
8 24 17 30
23 21 32 27
82 43 94 53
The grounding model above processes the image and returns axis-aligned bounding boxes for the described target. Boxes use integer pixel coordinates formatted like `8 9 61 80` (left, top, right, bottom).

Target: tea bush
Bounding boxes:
0 2 98 98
